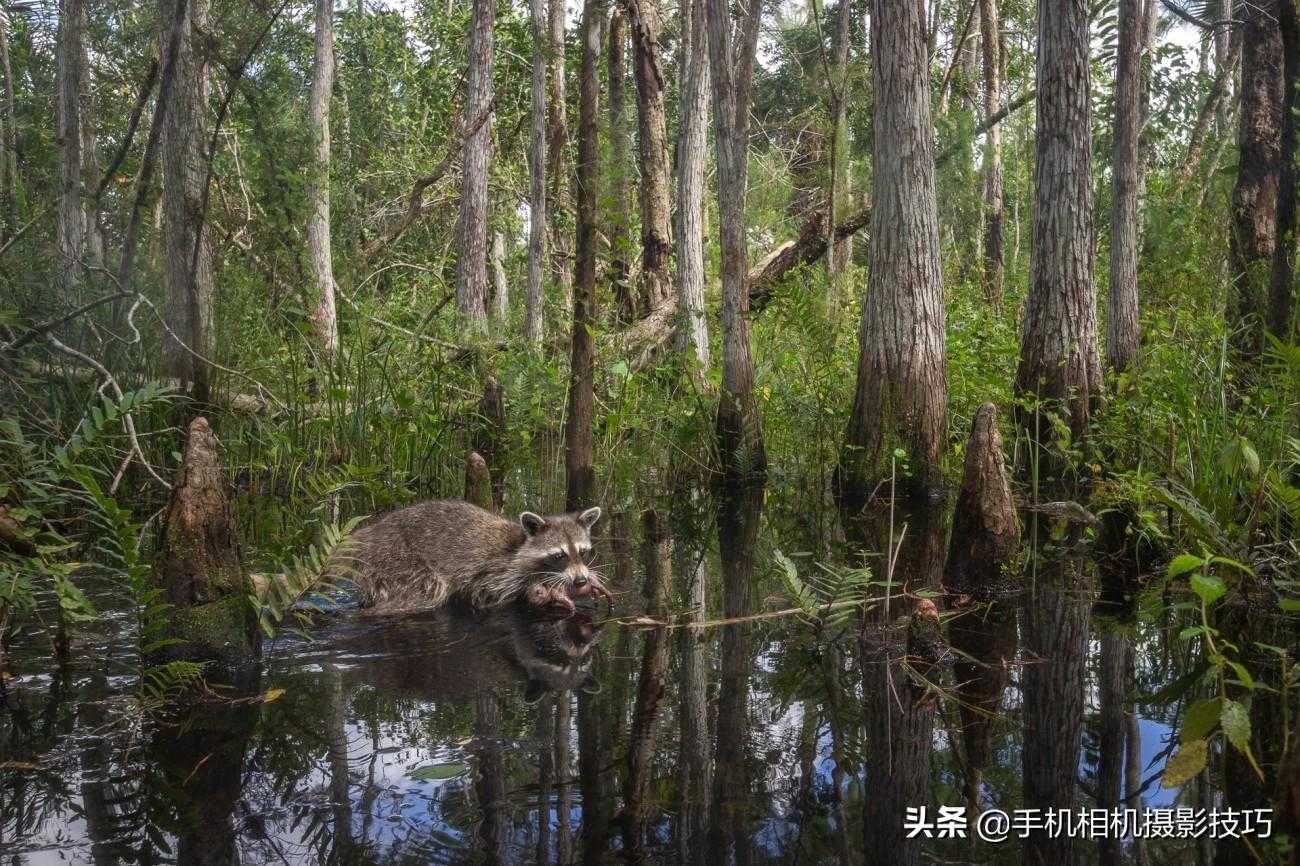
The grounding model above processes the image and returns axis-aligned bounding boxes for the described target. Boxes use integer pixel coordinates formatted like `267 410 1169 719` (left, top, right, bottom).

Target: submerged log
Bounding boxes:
944 403 1020 597
151 417 259 667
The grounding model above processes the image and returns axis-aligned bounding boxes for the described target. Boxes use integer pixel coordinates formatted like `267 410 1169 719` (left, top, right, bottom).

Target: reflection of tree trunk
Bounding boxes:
708 483 763 865
474 691 508 862
78 675 121 866
1126 701 1150 866
624 511 672 862
557 693 574 864
821 644 853 866
1097 634 1128 866
677 540 711 865
151 684 260 866
534 693 555 864
326 665 357 860
1020 543 1089 866
852 503 946 866
948 599 1016 819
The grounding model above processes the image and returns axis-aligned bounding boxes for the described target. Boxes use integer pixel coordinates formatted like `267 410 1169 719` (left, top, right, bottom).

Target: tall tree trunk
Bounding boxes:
1229 1 1283 362
826 0 851 280
607 9 635 321
490 228 509 322
704 0 766 479
627 0 673 312
454 0 496 332
1107 0 1142 373
978 0 1003 306
1271 0 1298 341
548 0 575 310
838 0 947 506
566 0 603 511
57 0 86 304
675 0 711 369
1015 0 1101 453
525 0 548 343
307 0 339 356
159 0 215 403
0 8 15 239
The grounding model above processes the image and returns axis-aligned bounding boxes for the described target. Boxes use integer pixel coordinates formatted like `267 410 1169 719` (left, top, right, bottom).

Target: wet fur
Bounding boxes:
334 499 604 613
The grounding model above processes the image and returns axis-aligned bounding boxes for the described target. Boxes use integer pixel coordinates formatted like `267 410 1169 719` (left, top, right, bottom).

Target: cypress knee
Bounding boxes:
151 417 259 667
944 403 1019 597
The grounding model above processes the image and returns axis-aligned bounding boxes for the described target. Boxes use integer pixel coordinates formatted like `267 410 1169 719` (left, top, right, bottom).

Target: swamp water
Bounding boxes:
0 487 1277 865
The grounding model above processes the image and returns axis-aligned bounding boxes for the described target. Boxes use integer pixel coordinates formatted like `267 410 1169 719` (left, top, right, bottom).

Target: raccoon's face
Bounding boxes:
517 507 611 614
518 609 604 702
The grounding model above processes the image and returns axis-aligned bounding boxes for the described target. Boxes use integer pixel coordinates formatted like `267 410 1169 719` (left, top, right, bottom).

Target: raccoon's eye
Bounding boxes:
546 551 568 567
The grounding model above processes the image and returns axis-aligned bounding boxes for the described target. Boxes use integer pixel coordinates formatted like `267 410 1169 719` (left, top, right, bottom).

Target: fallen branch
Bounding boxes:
44 335 171 492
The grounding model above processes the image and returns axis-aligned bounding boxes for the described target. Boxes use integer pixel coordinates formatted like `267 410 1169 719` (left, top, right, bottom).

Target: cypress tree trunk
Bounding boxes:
547 0 574 310
674 0 711 369
607 10 635 321
490 228 509 322
525 0 548 343
838 0 947 505
158 0 215 404
826 0 851 280
704 0 766 479
306 0 339 356
454 0 496 332
1272 0 1299 342
1107 0 1142 373
1230 1 1283 362
978 0 1004 306
1015 0 1101 451
566 0 603 511
56 0 86 304
627 0 673 313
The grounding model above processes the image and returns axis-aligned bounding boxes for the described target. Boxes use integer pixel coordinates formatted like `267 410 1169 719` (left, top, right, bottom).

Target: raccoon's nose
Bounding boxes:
572 572 589 588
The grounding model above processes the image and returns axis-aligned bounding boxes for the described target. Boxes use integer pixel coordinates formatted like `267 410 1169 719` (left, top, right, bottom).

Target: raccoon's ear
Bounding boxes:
579 672 602 695
520 512 546 536
577 506 602 529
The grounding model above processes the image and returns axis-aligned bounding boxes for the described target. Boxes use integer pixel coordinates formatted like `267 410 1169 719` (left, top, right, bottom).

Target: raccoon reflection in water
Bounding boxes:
335 604 605 702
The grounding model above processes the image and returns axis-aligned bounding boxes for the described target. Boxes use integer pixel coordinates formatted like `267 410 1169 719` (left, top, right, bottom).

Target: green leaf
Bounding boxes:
1167 554 1206 579
1163 739 1208 788
1190 573 1226 606
410 762 467 781
1226 661 1256 689
1220 700 1252 752
1181 698 1223 742
1179 625 1205 641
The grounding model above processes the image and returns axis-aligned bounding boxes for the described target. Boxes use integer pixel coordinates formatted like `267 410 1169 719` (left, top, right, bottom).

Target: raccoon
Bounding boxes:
335 499 611 614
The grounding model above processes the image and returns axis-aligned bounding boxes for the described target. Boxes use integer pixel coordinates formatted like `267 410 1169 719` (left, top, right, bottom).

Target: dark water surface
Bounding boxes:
0 487 1271 865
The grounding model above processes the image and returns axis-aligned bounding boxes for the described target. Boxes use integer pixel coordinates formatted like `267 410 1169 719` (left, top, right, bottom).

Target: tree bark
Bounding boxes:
547 0 575 310
566 0 603 511
826 0 851 280
607 9 635 321
674 0 711 369
525 0 548 344
979 0 1004 306
838 0 947 505
57 0 87 304
1107 0 1143 373
307 0 339 356
454 0 496 332
159 0 215 404
627 0 673 313
1229 1 1284 362
490 228 508 321
1271 0 1298 342
0 9 15 239
1015 0 1101 452
705 0 766 479
1097 633 1129 866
